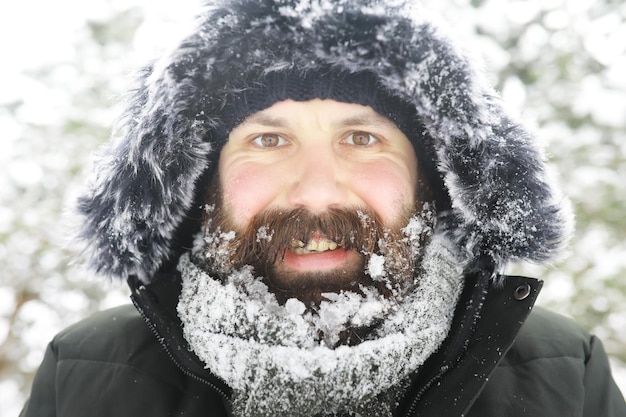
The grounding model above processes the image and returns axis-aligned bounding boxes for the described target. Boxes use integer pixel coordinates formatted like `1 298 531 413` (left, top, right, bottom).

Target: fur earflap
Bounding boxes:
77 0 572 283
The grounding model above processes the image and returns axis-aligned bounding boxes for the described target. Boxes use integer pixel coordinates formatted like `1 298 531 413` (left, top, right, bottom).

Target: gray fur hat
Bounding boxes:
78 0 573 284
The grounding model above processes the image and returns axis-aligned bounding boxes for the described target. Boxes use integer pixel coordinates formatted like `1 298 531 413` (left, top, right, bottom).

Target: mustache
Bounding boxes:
220 206 387 269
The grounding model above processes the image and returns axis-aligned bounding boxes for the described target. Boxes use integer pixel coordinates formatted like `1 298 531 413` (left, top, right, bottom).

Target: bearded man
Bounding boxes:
21 0 626 416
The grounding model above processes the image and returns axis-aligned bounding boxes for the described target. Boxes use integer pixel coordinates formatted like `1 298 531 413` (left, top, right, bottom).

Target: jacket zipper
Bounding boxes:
403 273 490 416
403 365 450 417
130 296 233 412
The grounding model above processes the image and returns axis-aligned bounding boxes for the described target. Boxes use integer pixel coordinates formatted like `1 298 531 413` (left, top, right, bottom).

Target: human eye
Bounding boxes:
344 131 378 146
251 133 287 148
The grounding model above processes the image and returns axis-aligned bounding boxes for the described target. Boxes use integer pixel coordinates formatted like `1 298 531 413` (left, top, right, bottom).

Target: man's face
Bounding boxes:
200 99 423 304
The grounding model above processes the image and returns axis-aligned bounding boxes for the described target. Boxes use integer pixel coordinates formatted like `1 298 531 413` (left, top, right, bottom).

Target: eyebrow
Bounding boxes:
243 111 398 130
335 114 397 129
243 114 290 128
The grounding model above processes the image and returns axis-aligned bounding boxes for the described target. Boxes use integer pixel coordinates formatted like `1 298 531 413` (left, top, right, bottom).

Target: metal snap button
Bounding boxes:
513 283 531 300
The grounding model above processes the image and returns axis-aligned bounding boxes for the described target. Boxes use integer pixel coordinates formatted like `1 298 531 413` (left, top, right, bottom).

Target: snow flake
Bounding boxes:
256 225 273 242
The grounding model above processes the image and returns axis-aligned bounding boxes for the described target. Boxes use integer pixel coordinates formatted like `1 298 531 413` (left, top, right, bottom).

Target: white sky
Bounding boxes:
0 0 201 104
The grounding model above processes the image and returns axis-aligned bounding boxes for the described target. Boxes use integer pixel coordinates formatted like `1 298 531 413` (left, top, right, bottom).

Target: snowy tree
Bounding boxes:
0 3 158 413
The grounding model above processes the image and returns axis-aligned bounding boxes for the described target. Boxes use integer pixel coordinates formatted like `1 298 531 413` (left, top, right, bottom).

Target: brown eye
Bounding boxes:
347 131 377 146
252 133 286 148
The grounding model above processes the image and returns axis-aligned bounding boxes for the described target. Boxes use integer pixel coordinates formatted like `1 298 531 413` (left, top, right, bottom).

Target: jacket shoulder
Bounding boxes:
504 305 592 364
469 306 626 417
50 304 190 390
22 305 230 417
52 304 157 362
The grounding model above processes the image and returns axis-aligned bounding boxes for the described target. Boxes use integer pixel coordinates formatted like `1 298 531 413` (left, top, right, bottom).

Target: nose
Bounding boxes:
286 144 348 212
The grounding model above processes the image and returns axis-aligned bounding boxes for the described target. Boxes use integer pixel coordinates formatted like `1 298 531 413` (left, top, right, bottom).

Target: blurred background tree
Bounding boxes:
1 0 624 414
0 4 146 413
428 0 626 381
0 2 197 414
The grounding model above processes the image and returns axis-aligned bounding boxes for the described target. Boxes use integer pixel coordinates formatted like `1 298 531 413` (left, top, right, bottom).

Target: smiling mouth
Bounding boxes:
289 237 340 255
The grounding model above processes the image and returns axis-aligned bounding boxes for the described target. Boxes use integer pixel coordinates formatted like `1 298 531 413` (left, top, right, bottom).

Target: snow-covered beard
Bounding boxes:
191 176 434 311
178 233 465 417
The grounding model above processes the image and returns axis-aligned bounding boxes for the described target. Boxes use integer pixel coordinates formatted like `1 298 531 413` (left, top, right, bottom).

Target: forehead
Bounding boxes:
235 99 402 131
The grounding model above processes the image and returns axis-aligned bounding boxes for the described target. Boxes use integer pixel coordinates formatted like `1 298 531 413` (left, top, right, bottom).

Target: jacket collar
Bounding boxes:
398 274 542 416
129 269 541 416
129 268 233 406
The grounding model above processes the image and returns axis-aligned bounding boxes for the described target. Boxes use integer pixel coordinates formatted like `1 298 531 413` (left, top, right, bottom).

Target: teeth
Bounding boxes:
309 240 326 252
290 238 339 254
290 239 305 248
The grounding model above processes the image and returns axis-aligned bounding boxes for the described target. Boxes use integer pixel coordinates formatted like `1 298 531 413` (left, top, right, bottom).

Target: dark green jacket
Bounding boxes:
21 275 626 416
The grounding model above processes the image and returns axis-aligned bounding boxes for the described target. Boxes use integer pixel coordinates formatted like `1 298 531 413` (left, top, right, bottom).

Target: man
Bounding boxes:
21 0 626 416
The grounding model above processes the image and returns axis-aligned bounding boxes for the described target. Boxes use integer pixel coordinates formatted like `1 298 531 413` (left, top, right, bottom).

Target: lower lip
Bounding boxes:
281 248 357 271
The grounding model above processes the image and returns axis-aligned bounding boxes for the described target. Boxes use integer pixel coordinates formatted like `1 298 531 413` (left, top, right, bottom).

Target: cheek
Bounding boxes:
220 164 282 228
350 163 416 223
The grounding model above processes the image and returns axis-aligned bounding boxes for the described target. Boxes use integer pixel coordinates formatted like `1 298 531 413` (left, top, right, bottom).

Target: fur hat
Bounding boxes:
77 0 573 284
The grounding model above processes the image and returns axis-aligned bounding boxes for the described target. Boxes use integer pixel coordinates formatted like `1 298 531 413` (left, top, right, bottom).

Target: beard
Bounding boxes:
191 175 435 309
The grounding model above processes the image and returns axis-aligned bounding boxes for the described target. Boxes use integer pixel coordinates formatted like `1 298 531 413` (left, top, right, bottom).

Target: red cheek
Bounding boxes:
221 166 283 226
350 168 414 221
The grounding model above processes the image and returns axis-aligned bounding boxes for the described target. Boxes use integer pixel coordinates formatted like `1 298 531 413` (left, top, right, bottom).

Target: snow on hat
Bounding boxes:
77 0 573 284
